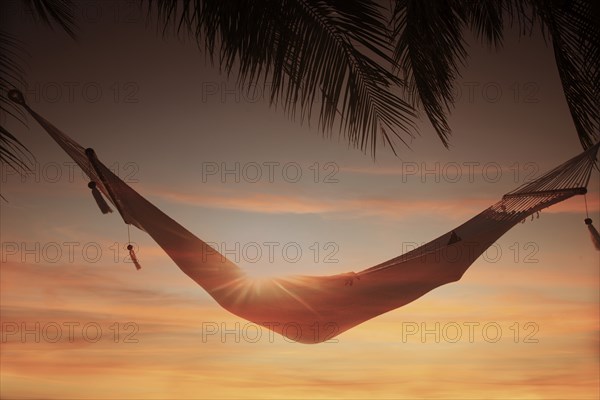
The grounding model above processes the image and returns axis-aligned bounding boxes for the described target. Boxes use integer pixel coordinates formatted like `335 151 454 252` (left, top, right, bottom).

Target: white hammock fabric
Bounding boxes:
9 90 599 344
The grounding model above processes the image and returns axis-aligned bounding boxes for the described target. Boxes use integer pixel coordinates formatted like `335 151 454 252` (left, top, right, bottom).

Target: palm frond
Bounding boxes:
0 30 33 178
525 0 599 149
392 0 598 150
392 0 468 147
23 0 77 39
145 0 417 156
465 0 506 48
0 125 33 173
0 1 78 196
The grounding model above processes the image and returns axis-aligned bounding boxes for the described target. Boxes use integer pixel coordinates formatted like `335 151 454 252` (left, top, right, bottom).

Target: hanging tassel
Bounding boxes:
584 218 600 251
127 244 142 270
88 181 112 214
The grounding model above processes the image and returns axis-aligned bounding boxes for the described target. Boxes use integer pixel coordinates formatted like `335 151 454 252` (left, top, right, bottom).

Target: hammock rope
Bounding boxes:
582 192 600 250
8 89 599 344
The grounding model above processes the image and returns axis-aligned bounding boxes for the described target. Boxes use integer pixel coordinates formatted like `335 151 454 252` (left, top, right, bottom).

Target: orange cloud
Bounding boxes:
151 184 598 221
153 186 489 219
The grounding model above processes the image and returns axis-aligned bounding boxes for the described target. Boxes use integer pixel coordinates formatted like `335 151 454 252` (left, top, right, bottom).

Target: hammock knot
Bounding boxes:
7 89 26 105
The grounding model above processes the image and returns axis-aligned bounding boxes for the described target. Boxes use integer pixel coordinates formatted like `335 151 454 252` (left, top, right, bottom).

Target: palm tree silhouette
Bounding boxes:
1 0 598 176
0 0 75 184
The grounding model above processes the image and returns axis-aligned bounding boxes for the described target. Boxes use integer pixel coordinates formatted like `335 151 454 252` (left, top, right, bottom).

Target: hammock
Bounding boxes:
8 89 600 344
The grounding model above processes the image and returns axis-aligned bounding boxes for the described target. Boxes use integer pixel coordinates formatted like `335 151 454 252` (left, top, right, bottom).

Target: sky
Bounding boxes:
1 1 599 399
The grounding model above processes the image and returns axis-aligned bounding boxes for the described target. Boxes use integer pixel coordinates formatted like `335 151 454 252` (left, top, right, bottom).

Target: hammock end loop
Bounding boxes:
7 89 26 106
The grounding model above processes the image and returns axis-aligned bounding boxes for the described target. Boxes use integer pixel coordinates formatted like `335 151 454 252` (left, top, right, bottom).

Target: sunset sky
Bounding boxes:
1 1 599 399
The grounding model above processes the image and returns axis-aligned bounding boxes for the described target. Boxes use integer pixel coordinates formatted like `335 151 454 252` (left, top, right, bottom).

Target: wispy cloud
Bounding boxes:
152 185 598 220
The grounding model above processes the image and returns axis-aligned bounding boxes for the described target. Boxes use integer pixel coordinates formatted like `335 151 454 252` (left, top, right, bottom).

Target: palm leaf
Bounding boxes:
465 0 506 48
391 0 468 147
0 30 33 178
23 0 77 38
145 0 418 156
392 0 598 150
1 0 77 196
525 0 599 149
